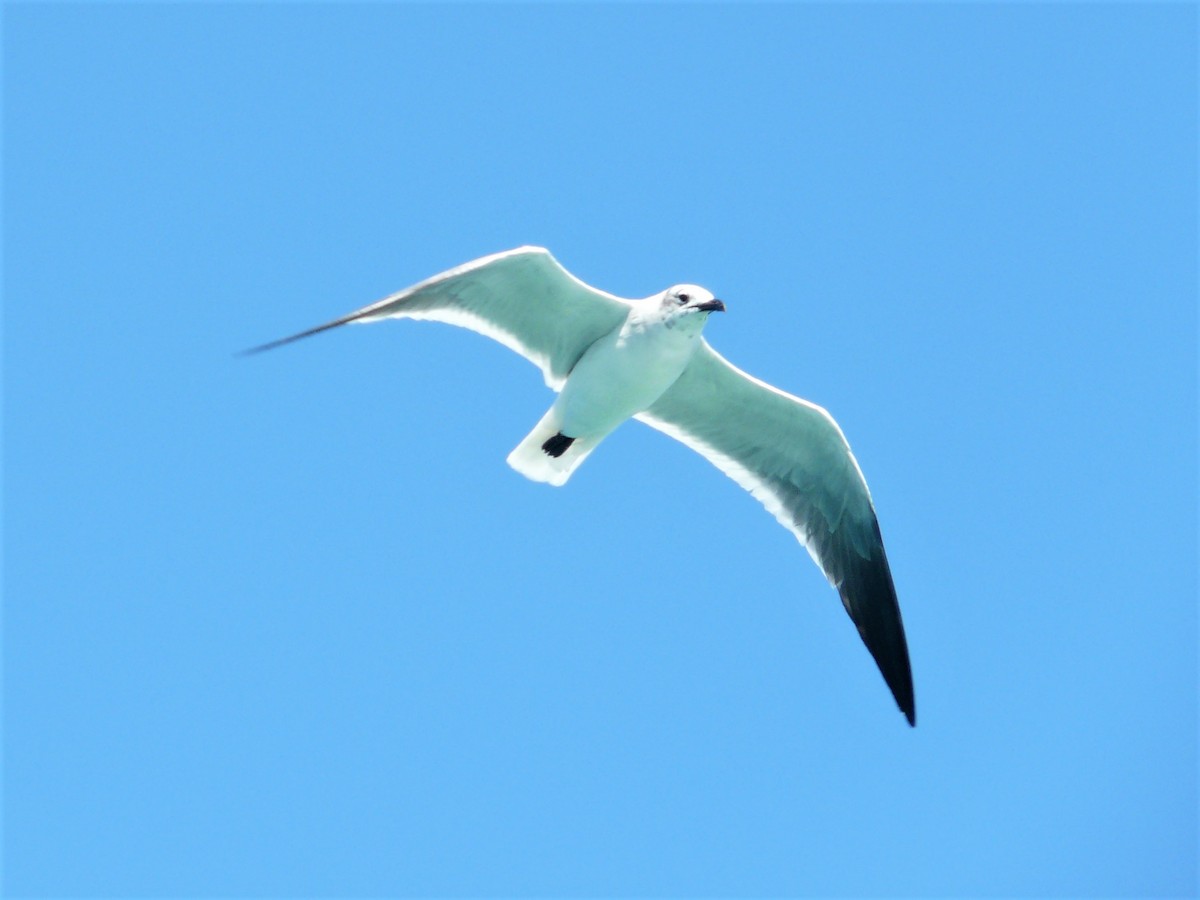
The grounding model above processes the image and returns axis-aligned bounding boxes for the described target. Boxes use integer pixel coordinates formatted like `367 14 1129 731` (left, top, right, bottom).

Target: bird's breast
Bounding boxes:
555 323 699 438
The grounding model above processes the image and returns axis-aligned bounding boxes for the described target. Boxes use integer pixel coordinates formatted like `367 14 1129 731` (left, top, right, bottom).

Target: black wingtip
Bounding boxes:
235 340 284 358
892 649 916 726
237 313 365 358
834 522 916 728
886 645 916 727
842 587 915 727
881 639 916 728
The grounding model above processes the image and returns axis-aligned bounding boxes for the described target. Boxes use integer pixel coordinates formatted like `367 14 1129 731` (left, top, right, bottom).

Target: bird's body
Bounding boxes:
247 247 916 725
508 284 715 486
560 293 708 437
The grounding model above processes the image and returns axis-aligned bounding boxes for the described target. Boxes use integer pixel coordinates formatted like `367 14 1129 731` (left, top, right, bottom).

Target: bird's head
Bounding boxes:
656 284 726 331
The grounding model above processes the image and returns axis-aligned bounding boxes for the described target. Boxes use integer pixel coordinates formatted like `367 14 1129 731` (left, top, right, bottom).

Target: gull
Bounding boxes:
246 246 915 725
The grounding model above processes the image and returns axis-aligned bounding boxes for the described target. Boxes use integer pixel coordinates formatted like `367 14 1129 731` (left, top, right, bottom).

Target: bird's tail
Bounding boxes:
506 409 604 487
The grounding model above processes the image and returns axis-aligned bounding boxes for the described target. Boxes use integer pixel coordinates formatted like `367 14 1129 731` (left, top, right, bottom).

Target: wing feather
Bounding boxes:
244 246 631 389
637 341 915 725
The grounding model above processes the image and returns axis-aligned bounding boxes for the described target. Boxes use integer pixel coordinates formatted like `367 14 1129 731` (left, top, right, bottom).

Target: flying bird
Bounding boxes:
246 247 915 725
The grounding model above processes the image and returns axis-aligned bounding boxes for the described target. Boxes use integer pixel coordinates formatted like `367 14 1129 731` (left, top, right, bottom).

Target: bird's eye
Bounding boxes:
677 293 691 304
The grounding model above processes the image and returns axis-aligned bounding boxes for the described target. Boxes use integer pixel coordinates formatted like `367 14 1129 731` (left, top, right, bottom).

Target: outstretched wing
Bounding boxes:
244 246 632 389
637 342 915 725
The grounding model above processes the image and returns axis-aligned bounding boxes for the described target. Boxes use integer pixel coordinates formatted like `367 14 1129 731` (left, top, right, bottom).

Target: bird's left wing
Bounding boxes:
244 246 631 389
636 341 915 725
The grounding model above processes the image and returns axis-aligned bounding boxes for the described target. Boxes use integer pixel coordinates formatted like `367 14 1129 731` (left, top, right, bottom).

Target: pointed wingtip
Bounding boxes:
234 341 278 358
831 521 916 728
889 668 916 727
236 313 364 358
888 662 916 727
236 332 309 357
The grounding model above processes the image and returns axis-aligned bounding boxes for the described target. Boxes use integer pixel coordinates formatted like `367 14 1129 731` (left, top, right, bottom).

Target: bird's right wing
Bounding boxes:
244 246 632 389
637 341 915 724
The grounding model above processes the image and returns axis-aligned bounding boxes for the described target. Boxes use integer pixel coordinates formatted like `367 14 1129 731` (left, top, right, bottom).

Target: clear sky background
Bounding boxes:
4 4 1196 897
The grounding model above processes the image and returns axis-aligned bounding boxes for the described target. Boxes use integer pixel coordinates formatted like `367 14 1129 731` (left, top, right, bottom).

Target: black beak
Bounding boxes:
695 298 726 313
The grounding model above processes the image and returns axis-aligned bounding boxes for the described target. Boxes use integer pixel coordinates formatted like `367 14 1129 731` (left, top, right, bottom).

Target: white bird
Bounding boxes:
247 246 915 725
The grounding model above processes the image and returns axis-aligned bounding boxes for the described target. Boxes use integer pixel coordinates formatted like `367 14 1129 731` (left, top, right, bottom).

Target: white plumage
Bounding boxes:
247 246 915 725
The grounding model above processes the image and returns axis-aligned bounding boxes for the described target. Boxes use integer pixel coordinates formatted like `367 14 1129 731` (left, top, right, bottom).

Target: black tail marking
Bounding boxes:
541 433 575 458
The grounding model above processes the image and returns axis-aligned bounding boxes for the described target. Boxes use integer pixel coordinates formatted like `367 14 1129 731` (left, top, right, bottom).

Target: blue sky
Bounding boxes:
4 3 1196 897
